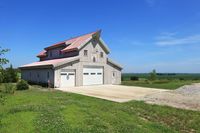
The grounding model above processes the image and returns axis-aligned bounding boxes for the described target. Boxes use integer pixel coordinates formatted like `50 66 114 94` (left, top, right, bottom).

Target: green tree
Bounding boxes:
0 47 9 105
149 69 157 81
0 47 9 83
0 47 9 68
4 64 18 82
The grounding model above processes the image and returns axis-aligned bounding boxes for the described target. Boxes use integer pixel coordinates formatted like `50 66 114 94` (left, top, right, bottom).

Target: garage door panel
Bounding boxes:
60 71 75 87
83 67 103 85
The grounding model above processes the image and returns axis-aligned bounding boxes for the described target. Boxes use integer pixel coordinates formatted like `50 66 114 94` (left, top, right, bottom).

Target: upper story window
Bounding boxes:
93 57 96 62
49 51 52 57
100 52 103 58
59 51 62 56
84 50 88 56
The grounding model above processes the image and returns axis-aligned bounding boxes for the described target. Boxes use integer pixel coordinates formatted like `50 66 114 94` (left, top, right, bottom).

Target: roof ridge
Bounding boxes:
63 29 101 42
44 29 101 50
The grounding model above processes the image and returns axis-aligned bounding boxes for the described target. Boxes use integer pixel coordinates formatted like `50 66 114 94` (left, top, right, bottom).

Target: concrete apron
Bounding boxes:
56 85 168 103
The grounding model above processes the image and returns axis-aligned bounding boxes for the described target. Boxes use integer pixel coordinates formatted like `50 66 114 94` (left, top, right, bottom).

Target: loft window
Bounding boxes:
100 52 103 58
59 51 62 56
50 51 52 57
84 50 88 56
93 57 96 62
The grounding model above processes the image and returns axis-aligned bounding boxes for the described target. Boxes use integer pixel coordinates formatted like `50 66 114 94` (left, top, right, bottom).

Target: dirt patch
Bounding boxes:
143 83 200 111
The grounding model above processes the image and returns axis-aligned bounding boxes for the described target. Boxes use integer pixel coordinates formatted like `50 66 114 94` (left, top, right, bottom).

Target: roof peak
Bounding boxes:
68 29 101 40
44 29 101 50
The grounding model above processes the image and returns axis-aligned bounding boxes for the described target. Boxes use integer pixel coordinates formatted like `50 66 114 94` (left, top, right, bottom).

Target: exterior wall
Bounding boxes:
105 62 121 85
21 68 54 86
79 38 107 64
54 60 81 87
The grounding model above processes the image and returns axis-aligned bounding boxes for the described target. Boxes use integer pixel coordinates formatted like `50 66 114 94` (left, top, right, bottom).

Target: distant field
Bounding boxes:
122 73 200 80
122 73 200 89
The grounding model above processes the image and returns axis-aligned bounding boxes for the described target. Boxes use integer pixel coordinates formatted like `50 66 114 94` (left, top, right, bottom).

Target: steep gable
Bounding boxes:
37 30 110 61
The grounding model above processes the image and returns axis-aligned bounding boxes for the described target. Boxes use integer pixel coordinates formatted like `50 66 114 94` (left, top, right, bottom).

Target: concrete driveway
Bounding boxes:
57 85 167 102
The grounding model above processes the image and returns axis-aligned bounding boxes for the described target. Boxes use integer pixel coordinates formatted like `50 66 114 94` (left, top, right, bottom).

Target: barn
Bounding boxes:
20 30 122 88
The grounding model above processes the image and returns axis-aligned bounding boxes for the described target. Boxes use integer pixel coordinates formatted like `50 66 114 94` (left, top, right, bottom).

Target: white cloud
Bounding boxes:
156 33 200 46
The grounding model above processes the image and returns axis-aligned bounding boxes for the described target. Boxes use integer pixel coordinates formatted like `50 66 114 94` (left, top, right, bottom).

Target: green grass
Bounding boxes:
0 86 200 133
121 80 200 89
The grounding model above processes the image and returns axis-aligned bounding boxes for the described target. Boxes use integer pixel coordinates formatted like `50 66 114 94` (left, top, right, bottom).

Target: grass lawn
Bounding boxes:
0 86 200 133
122 80 200 89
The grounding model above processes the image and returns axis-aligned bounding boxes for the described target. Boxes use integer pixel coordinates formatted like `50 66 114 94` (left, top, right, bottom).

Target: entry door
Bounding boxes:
112 71 117 84
60 72 75 87
83 67 103 85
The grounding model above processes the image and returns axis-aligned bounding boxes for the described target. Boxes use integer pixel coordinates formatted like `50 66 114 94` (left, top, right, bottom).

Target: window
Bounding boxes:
113 72 115 77
50 51 52 57
83 73 89 75
37 73 40 78
84 50 88 56
91 73 95 75
59 51 62 56
100 52 103 58
47 72 49 79
97 73 102 75
61 73 67 75
93 57 96 62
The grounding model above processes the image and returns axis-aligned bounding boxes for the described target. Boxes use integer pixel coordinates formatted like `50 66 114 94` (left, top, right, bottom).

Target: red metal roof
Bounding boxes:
37 50 47 57
20 56 79 68
37 30 101 57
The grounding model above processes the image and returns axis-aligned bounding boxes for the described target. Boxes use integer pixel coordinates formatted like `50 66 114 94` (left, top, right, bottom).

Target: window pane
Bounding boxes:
100 52 103 58
84 50 88 56
83 73 89 75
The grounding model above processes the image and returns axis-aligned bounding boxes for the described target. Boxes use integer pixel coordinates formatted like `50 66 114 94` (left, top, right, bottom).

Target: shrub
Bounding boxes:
4 65 19 83
3 83 15 94
179 77 185 80
16 80 29 90
0 93 6 105
149 69 157 81
130 76 139 81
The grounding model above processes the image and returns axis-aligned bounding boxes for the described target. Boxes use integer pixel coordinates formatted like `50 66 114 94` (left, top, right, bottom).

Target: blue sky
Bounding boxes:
1 0 200 73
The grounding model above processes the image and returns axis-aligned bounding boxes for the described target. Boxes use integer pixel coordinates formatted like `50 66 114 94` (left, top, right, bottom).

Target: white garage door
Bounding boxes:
60 71 75 87
83 67 103 85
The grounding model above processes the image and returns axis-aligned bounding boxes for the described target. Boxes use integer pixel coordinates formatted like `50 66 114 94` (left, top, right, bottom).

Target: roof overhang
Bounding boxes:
44 42 66 50
19 57 80 70
107 58 122 70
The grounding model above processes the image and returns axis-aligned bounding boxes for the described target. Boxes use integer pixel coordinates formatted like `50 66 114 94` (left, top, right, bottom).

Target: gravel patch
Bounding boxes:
174 83 200 96
143 83 200 111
